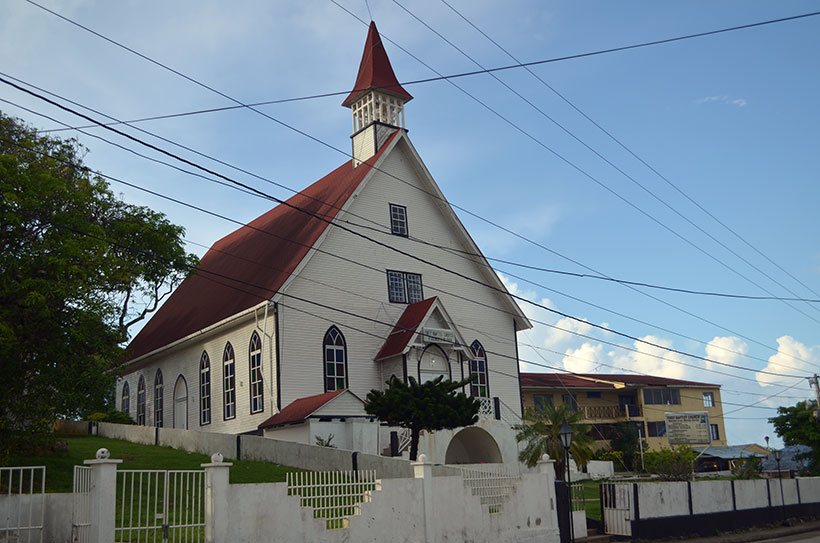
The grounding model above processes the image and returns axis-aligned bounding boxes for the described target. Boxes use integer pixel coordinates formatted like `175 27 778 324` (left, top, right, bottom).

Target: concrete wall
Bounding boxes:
157 426 238 459
637 482 689 519
734 479 770 510
691 480 733 514
97 421 155 446
223 469 558 543
797 477 820 503
587 460 614 479
0 493 72 543
631 477 820 520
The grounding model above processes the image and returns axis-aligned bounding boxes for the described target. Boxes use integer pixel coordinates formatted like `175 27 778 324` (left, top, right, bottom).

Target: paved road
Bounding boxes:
755 532 820 543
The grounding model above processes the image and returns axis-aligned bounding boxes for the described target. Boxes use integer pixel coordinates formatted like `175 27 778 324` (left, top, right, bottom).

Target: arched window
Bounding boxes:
418 344 449 383
136 375 146 425
154 369 164 427
249 333 264 414
200 351 211 425
469 340 489 398
223 343 236 420
121 381 130 414
323 326 348 392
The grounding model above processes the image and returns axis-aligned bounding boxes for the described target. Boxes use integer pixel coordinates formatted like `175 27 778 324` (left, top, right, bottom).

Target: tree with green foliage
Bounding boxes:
642 446 697 480
769 400 820 474
608 422 643 471
0 112 196 460
515 402 594 476
365 375 479 461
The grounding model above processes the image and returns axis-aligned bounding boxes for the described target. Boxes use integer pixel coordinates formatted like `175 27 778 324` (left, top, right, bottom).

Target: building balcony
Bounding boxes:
578 404 642 420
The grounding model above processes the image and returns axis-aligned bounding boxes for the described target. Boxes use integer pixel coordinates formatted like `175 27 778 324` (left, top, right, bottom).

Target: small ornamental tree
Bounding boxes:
365 375 479 461
769 400 820 474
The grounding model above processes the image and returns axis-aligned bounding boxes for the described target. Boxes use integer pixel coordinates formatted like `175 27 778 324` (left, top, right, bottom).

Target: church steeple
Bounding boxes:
343 21 412 166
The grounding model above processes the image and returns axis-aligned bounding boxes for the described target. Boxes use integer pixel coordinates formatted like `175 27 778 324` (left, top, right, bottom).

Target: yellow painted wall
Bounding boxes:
521 385 727 451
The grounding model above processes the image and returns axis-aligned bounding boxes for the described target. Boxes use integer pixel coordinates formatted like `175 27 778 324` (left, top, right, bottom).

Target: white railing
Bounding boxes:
72 466 92 543
459 465 520 514
477 397 495 417
287 470 381 530
0 466 45 543
116 469 205 542
397 428 412 454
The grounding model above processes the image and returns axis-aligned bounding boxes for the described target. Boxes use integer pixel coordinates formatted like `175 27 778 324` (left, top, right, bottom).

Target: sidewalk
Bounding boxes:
649 519 820 543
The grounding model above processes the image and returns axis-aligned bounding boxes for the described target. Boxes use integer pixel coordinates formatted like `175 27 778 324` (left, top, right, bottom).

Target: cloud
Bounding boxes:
611 335 688 380
704 336 748 371
757 336 820 387
562 343 602 373
696 95 747 108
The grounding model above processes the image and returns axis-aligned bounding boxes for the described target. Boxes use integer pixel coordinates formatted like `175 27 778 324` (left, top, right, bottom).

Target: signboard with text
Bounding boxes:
665 412 711 445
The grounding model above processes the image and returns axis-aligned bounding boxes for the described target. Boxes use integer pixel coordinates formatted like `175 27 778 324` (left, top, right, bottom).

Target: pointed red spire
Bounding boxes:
342 21 413 108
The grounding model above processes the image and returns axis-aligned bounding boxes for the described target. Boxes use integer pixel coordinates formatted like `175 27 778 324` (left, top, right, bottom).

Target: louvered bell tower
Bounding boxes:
342 21 413 167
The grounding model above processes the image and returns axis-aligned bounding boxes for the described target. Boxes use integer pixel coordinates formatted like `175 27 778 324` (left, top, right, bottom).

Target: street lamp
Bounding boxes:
773 449 787 525
558 421 575 543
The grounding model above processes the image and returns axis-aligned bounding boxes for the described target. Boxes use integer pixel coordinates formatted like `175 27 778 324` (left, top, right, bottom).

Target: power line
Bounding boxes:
386 0 820 326
437 0 820 308
6 85 812 377
2 89 812 384
27 6 820 136
4 132 809 429
16 8 820 363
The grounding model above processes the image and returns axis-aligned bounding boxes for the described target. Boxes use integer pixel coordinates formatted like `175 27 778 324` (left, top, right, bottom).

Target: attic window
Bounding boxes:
387 270 423 304
389 204 408 236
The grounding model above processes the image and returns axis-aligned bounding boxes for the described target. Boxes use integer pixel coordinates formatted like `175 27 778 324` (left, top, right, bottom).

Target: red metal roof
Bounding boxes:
341 21 413 107
257 390 347 429
520 372 720 389
374 297 437 361
126 131 399 362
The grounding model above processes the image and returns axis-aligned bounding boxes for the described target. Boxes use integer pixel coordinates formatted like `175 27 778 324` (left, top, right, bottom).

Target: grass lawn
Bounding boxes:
6 435 302 493
579 480 602 521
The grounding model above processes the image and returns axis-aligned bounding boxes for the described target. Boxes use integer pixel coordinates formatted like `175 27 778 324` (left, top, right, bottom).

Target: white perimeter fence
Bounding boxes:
0 466 45 543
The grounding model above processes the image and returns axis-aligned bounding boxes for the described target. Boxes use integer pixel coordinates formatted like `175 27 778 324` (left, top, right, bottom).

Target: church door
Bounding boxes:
173 375 188 429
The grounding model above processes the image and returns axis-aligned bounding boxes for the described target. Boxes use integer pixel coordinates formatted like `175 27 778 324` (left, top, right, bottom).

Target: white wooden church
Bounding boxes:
119 22 532 465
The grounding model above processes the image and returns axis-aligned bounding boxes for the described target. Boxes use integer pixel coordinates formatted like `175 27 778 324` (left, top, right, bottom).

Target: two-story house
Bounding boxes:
116 22 531 465
520 373 727 450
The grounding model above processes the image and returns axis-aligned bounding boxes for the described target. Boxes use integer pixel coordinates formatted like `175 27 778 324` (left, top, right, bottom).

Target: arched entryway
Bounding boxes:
445 427 503 464
173 375 188 429
418 344 450 383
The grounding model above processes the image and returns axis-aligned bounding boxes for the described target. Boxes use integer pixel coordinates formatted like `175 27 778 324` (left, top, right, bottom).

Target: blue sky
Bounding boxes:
2 0 819 447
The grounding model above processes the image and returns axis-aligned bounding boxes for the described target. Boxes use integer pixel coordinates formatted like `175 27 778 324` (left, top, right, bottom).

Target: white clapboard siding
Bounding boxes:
278 136 523 416
119 308 278 435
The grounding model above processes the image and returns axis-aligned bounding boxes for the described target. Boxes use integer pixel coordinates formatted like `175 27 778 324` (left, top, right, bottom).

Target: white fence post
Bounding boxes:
84 449 122 543
539 453 558 512
202 454 232 543
413 454 434 543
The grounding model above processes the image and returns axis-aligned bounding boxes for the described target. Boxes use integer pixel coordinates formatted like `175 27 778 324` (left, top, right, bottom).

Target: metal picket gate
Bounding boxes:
0 466 46 543
72 466 93 543
115 470 205 543
601 482 633 537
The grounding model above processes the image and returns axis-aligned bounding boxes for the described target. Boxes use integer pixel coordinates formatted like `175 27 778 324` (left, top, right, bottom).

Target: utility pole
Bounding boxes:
809 375 820 420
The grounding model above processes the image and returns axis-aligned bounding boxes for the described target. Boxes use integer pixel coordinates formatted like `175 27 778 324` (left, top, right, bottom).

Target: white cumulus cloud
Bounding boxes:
757 336 820 387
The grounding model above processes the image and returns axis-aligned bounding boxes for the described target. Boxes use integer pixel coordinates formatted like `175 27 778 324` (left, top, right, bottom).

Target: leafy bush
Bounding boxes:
87 411 135 424
592 448 624 466
643 446 697 480
731 456 762 479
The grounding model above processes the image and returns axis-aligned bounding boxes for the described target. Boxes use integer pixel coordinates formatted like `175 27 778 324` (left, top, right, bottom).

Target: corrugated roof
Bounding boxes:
693 446 766 459
520 372 720 389
341 21 413 107
374 297 437 361
126 131 399 362
257 390 348 429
